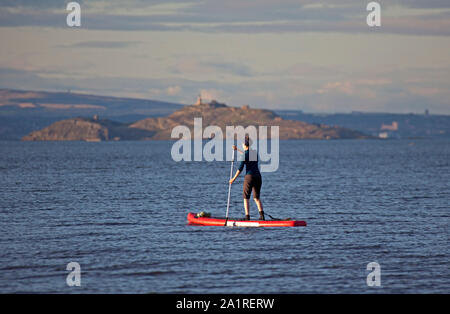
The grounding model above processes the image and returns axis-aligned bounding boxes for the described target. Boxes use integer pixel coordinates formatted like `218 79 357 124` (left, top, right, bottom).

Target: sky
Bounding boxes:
0 0 449 113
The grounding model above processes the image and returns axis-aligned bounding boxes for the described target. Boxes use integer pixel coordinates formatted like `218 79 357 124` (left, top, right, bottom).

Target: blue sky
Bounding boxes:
0 0 449 113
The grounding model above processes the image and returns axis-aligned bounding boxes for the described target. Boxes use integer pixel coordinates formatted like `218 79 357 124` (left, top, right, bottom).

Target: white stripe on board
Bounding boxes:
226 221 260 227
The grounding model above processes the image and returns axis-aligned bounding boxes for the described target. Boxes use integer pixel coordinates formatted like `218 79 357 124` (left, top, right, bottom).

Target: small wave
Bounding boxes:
120 270 176 277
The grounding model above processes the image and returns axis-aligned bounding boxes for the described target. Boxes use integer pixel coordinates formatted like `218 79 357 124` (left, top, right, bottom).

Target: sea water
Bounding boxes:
0 140 448 293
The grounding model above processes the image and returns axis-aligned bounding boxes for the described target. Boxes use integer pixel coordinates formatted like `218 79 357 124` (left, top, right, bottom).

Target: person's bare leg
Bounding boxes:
254 198 265 220
254 198 263 211
244 198 250 220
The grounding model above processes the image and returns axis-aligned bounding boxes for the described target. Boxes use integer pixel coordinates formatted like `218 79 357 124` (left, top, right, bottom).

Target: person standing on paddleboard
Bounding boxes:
229 137 265 221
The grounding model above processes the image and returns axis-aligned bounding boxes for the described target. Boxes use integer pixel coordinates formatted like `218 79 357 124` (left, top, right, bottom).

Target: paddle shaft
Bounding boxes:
225 150 235 225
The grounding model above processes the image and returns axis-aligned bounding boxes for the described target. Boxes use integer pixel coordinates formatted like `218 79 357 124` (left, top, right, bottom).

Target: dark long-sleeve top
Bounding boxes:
238 149 261 176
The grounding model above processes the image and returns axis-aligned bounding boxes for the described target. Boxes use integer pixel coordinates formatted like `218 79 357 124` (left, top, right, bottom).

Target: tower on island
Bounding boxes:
193 94 227 108
195 94 203 106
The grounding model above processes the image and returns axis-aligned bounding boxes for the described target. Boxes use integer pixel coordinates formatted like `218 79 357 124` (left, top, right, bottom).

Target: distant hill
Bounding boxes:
6 88 449 141
22 117 156 141
276 110 450 139
23 100 369 141
130 101 368 140
0 88 183 140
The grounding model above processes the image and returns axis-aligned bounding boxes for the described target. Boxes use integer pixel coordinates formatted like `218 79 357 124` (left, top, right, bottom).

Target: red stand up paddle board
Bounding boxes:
187 212 306 227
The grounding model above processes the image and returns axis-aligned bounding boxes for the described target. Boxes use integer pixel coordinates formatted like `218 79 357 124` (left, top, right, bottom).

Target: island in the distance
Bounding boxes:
22 97 369 141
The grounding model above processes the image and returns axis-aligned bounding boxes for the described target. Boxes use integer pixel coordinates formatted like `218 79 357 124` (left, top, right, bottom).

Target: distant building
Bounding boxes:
194 95 226 108
381 121 398 131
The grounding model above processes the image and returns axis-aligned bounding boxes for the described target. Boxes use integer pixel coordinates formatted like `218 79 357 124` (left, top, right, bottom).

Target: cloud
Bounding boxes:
318 81 355 95
1 64 449 114
170 57 253 77
317 78 392 96
61 40 140 48
0 0 79 8
1 0 449 11
283 63 340 77
395 0 450 9
166 85 181 96
0 66 88 93
380 13 450 36
1 0 450 36
408 87 445 97
202 61 253 77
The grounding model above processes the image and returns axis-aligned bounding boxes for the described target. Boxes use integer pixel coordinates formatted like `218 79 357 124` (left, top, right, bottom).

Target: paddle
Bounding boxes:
224 148 235 226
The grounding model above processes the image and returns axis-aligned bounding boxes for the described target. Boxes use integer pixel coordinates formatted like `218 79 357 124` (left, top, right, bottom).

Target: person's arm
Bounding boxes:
229 170 241 184
229 154 245 184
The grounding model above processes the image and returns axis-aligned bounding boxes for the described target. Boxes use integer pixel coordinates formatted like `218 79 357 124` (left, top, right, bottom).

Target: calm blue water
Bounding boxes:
0 140 448 293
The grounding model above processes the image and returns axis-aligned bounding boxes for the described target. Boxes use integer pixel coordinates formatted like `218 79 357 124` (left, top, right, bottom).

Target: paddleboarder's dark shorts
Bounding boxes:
243 174 262 200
